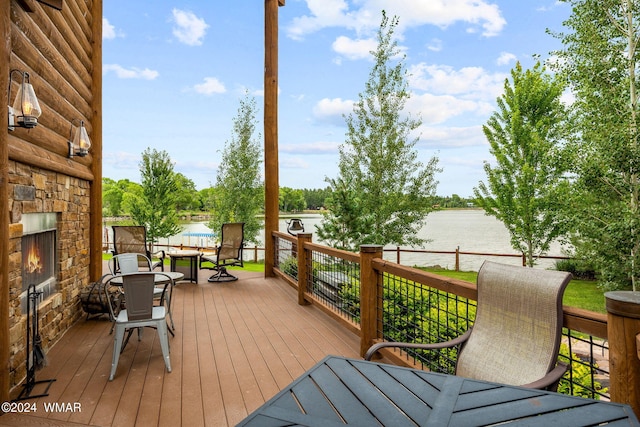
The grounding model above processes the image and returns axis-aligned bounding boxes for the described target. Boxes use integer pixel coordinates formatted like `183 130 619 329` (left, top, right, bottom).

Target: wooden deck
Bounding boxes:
1 267 361 427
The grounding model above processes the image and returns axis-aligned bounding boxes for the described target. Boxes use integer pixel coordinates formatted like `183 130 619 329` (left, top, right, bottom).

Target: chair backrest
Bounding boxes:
120 272 156 321
455 261 571 386
112 226 151 257
110 253 152 275
218 223 244 262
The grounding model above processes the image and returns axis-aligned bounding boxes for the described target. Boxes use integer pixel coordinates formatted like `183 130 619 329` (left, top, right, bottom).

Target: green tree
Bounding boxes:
208 93 263 244
174 173 199 211
473 62 568 267
317 12 440 251
103 178 141 217
129 148 182 243
552 0 640 290
279 187 305 212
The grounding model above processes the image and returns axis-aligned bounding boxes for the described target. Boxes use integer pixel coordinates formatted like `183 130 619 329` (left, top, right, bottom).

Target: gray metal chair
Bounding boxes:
105 272 172 381
109 253 175 335
200 222 245 282
365 261 572 391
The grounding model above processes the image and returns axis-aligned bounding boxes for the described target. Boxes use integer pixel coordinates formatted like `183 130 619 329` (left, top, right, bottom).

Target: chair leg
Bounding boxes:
110 324 126 381
157 321 171 373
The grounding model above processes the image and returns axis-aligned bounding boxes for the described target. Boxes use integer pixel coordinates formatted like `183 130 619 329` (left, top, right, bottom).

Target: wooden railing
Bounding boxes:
271 231 639 415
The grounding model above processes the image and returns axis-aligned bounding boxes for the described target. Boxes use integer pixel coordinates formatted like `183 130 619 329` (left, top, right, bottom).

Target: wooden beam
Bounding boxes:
89 0 103 282
0 0 10 404
278 0 285 6
264 0 280 277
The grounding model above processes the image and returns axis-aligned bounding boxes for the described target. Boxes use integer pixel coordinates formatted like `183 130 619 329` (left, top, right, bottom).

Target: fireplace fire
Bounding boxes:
20 213 57 313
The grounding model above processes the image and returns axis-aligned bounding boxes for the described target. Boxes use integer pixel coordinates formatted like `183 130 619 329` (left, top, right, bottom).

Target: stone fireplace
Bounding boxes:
8 161 91 394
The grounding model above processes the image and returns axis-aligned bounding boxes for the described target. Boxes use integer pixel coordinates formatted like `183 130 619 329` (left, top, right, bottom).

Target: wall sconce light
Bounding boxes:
286 218 305 236
8 69 42 131
67 119 91 157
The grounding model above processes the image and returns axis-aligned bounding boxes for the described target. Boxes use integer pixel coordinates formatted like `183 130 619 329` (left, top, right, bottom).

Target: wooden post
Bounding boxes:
296 233 312 305
0 0 10 404
605 291 640 418
455 246 460 271
263 0 284 277
89 0 103 282
360 245 383 357
396 246 400 264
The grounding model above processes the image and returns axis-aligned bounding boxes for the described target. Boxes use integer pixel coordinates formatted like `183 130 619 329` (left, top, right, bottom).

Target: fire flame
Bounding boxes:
26 244 42 274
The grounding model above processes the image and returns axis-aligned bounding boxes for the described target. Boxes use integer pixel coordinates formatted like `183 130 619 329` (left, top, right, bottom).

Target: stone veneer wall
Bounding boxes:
7 160 91 392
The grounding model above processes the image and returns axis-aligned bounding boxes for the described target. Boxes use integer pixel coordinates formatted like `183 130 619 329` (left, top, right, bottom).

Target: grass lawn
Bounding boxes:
422 267 607 314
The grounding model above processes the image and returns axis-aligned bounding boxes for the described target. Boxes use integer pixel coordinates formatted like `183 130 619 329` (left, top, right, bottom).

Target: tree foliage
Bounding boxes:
208 93 263 244
317 11 440 251
552 0 640 290
473 61 568 267
279 187 305 212
128 148 182 243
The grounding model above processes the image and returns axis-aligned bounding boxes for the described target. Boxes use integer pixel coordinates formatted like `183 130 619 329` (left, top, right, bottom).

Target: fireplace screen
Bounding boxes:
21 230 57 312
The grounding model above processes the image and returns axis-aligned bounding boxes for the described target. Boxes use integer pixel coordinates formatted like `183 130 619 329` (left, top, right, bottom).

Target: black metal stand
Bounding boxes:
14 285 55 401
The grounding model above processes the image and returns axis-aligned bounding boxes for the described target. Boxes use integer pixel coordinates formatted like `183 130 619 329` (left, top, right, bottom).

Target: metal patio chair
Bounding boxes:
105 272 172 381
200 222 245 282
112 225 165 272
365 260 572 391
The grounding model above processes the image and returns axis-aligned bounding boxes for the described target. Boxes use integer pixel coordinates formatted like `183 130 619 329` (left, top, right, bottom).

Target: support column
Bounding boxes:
606 291 640 418
296 233 312 305
359 245 383 357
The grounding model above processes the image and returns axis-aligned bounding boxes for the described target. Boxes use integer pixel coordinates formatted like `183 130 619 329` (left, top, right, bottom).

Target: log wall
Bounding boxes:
1 0 101 399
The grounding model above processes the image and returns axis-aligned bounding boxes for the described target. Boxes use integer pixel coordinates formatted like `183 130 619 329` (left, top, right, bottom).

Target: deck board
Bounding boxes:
1 267 360 426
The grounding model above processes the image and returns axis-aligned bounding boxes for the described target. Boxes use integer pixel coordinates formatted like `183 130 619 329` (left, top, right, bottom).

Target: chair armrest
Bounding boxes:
364 329 472 361
151 250 165 260
520 361 569 391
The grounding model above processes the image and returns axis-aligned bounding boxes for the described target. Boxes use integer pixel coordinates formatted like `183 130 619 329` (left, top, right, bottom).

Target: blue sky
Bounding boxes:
102 0 570 198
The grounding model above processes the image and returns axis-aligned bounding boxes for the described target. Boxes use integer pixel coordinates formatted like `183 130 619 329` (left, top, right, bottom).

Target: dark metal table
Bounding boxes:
238 356 639 426
167 250 199 283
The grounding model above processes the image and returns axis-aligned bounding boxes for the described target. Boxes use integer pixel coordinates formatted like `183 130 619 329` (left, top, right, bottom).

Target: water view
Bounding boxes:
106 209 566 272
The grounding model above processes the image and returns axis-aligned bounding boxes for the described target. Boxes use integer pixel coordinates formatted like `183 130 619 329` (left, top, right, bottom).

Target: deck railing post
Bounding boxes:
605 291 640 418
360 245 383 357
296 233 313 306
455 246 460 271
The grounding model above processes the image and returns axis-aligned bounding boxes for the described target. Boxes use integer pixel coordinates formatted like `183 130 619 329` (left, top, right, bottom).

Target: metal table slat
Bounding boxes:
289 375 343 421
349 359 432 425
308 364 380 425
325 357 417 427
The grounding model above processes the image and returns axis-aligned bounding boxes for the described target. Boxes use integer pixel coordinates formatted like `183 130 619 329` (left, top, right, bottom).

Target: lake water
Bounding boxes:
122 209 567 272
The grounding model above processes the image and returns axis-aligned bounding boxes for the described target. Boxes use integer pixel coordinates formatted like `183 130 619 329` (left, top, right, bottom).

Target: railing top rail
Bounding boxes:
371 258 477 301
304 241 361 263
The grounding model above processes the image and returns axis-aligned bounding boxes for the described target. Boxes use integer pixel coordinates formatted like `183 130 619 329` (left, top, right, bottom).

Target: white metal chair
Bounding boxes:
105 272 172 381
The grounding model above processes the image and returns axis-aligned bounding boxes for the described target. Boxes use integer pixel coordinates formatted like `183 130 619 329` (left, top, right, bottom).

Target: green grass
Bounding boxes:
421 267 607 314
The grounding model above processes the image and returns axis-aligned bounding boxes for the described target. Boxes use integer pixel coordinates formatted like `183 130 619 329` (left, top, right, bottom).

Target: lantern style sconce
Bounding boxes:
67 119 91 157
8 69 42 131
286 218 305 236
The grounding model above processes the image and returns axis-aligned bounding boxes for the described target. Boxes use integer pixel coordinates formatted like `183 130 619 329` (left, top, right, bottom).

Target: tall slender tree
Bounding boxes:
128 148 181 243
208 92 263 244
317 11 440 251
552 0 640 290
474 61 568 267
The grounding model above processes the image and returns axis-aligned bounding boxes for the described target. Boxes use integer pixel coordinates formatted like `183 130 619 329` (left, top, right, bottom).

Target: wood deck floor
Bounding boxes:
1 267 361 427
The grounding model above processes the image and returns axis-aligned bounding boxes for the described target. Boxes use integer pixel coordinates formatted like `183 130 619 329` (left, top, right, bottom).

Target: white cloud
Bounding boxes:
287 0 506 40
103 18 117 39
408 93 492 125
417 125 486 148
171 9 209 46
427 38 443 52
193 77 226 95
497 51 517 66
313 98 354 119
332 36 377 60
103 64 159 80
408 63 506 101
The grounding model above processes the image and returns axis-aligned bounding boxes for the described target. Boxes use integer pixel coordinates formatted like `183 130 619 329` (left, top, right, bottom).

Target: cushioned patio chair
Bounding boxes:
200 222 244 282
105 272 172 381
112 225 165 272
365 260 572 391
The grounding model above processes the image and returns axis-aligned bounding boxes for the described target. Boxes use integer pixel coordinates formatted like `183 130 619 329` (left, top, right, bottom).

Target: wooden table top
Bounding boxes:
238 356 639 426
